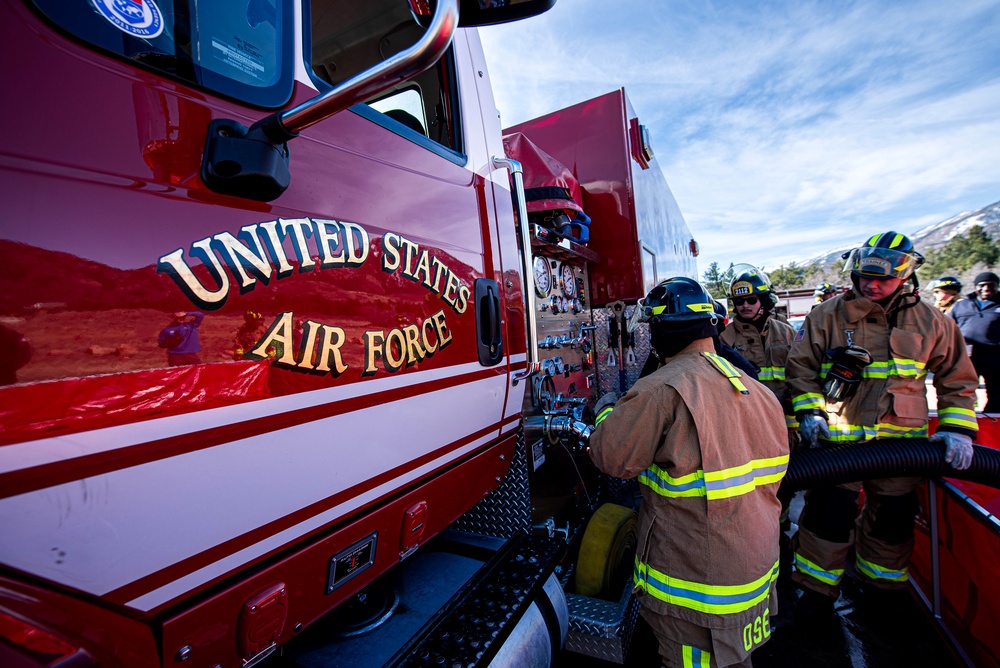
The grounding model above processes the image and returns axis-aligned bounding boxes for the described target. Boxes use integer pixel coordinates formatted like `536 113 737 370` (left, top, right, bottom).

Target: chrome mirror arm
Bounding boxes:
268 0 460 141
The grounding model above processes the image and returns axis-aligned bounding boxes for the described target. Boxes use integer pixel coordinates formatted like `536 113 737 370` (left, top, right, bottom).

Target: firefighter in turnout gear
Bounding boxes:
590 277 789 667
786 231 979 614
722 264 799 529
813 283 838 305
722 265 797 422
929 276 964 315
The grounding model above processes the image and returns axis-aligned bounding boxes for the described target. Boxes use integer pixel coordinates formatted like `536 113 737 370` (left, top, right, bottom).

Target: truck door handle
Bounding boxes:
475 279 504 366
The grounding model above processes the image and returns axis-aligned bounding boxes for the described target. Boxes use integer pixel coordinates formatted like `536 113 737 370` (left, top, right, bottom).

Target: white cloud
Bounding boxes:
479 0 1000 276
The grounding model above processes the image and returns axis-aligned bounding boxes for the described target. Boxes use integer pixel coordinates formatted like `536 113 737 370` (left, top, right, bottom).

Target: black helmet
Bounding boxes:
843 231 924 280
813 282 836 298
929 276 962 292
640 277 716 324
727 263 773 299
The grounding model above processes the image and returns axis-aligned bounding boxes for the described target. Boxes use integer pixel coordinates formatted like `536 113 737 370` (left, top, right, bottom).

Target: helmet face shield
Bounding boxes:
844 247 922 280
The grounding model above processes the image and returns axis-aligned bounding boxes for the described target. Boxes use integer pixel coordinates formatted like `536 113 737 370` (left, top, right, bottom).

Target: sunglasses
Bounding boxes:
732 296 759 306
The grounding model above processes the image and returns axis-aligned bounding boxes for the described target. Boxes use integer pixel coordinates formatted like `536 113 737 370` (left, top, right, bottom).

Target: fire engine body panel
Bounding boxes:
506 91 696 306
0 0 694 665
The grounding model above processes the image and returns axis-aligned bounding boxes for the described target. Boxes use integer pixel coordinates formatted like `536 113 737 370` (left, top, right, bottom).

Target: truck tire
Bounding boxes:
575 503 638 600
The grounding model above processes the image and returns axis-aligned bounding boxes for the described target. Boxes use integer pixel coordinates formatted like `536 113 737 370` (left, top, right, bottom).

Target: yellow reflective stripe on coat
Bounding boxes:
938 406 978 431
876 423 928 438
595 406 614 426
820 359 927 380
856 555 908 583
634 558 780 615
824 423 927 443
703 352 749 394
683 645 711 668
758 366 786 381
793 392 825 412
639 464 706 497
639 456 788 500
793 552 844 586
785 414 799 429
704 455 789 499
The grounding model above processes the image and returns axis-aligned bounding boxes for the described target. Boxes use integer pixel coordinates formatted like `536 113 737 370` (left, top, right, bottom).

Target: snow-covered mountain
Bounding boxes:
910 200 1000 248
796 200 1000 268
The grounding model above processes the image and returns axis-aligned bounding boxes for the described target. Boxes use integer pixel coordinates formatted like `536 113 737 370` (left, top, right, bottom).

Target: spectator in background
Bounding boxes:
950 272 1000 412
159 311 205 366
929 276 964 315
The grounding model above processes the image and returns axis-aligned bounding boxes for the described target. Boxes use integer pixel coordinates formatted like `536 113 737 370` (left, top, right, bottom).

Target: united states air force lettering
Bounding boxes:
156 218 471 376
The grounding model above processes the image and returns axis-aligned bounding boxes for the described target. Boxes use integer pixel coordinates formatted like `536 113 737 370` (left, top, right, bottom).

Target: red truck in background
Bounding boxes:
0 1 699 666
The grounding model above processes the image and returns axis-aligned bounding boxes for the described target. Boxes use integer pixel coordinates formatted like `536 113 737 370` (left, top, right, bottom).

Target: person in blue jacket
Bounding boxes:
158 311 205 366
950 272 1000 412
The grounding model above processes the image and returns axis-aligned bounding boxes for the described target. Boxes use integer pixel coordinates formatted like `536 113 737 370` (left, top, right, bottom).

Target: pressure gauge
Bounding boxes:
533 256 551 298
560 263 577 298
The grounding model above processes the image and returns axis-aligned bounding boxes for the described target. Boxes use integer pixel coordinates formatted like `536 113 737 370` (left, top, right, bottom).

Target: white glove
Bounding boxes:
930 431 974 470
799 415 830 449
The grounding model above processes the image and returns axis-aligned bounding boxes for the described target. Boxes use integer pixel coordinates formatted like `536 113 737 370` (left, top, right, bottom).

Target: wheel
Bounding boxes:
575 503 638 600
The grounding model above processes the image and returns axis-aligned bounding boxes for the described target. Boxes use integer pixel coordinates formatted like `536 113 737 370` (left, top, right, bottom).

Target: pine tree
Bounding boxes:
702 262 734 298
770 264 806 289
919 225 999 277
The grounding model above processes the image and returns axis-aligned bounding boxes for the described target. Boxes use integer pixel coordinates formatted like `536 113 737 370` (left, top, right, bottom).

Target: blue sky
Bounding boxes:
477 0 1000 275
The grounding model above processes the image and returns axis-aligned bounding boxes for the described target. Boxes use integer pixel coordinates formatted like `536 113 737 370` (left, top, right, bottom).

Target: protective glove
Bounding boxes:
930 431 974 470
799 414 830 449
594 391 619 426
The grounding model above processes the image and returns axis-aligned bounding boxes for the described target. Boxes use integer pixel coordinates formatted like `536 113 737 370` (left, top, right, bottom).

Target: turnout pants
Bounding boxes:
791 476 921 598
640 586 777 668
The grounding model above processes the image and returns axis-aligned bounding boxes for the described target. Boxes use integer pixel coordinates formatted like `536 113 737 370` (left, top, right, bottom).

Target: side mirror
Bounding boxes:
458 0 558 27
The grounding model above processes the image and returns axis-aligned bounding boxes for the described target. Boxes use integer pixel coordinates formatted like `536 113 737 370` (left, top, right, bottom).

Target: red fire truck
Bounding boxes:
3 1 1000 667
0 1 704 666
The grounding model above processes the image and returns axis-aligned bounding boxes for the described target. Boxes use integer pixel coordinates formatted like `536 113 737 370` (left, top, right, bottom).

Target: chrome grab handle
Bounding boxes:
492 156 539 385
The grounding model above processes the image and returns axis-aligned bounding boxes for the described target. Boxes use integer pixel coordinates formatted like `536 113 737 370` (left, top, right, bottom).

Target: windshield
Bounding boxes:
30 0 293 107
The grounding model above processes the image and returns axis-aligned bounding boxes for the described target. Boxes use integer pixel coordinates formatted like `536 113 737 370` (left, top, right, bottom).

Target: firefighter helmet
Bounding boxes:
929 276 962 292
843 231 924 280
639 277 717 324
813 282 836 298
727 263 773 299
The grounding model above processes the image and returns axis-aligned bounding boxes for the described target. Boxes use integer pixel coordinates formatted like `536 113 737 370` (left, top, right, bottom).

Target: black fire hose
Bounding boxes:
780 438 1000 493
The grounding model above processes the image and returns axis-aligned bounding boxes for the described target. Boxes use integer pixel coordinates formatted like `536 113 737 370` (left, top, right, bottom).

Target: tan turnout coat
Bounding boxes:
786 289 979 442
589 338 789 661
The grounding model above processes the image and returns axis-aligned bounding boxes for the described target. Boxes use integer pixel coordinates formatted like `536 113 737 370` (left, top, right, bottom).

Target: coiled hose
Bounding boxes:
781 438 1000 493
